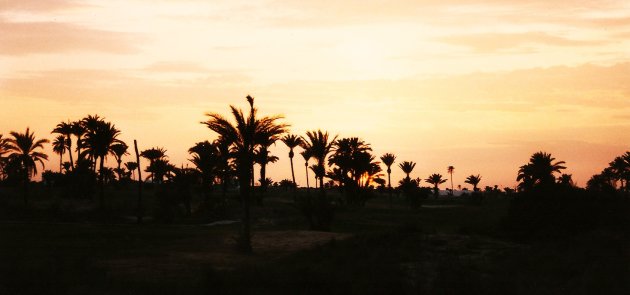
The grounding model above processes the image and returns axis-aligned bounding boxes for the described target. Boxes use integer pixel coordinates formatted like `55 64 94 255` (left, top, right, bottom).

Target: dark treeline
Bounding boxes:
0 96 629 251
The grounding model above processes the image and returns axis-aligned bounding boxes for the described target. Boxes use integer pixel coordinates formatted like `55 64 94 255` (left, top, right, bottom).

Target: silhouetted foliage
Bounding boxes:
516 151 566 192
6 128 49 204
425 173 447 198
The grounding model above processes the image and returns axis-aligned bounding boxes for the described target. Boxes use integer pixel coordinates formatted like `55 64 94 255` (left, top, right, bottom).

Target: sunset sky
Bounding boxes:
2 0 630 188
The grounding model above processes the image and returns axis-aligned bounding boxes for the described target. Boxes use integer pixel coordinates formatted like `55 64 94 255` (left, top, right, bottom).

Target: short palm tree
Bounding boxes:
125 161 138 180
189 140 220 201
465 174 482 191
447 165 455 195
281 134 303 189
517 151 566 191
52 121 74 171
425 173 447 197
52 135 67 173
398 161 416 180
300 149 312 190
301 130 337 193
111 142 129 181
6 128 49 205
203 94 288 253
140 147 167 183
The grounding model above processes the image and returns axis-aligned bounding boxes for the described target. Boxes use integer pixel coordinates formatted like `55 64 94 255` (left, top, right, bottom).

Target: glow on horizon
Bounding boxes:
2 0 630 188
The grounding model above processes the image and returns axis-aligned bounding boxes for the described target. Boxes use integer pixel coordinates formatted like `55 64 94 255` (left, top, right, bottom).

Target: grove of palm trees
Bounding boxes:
0 96 628 294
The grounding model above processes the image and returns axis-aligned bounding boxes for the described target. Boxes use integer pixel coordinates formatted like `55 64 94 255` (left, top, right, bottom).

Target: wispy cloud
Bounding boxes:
0 18 142 55
437 32 609 53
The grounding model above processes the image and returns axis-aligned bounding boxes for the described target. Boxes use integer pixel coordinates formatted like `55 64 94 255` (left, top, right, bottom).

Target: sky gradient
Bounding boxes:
2 0 630 188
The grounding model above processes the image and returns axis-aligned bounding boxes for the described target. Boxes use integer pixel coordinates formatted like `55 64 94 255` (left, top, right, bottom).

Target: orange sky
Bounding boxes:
2 0 630 188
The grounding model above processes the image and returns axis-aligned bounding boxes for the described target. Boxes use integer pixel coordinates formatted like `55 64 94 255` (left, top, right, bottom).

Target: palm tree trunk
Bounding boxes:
67 135 74 171
387 169 392 209
238 164 253 253
117 160 122 182
289 155 296 200
59 152 63 173
305 162 310 194
134 140 143 224
23 171 29 206
99 156 105 208
450 172 454 196
258 163 267 205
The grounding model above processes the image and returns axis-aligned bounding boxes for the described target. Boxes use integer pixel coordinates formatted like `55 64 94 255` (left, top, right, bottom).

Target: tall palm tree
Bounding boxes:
398 161 416 180
52 135 67 173
380 153 396 208
202 94 288 253
380 153 396 190
465 174 482 191
425 173 447 198
301 130 337 193
300 149 312 190
447 165 455 195
281 134 303 189
6 128 49 205
52 121 74 171
111 142 129 181
516 151 566 191
82 120 123 206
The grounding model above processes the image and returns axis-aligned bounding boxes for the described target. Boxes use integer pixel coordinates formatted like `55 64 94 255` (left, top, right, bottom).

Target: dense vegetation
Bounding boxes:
0 96 628 294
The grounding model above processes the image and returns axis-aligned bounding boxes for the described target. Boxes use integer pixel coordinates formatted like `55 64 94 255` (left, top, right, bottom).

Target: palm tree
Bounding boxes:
465 174 482 191
0 134 9 181
52 121 74 171
447 165 454 195
300 149 312 191
125 161 138 180
189 141 219 201
82 119 123 206
202 94 288 253
6 128 49 205
398 161 416 180
301 130 337 194
71 120 86 165
425 173 447 198
281 134 303 190
557 173 575 187
255 126 286 196
111 142 129 182
140 147 167 183
380 153 396 207
52 135 67 173
516 151 566 191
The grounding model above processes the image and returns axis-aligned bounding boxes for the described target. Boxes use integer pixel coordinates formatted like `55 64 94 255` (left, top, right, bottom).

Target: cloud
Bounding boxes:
437 32 609 53
0 18 141 55
0 0 83 12
143 62 209 73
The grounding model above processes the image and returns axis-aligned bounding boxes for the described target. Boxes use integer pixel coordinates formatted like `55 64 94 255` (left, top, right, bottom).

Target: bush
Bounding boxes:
503 186 630 240
295 193 335 231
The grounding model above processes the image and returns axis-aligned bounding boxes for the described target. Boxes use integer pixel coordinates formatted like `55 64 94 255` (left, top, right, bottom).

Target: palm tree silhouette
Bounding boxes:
52 135 67 173
71 120 86 165
203 94 288 252
465 174 482 191
6 128 49 205
447 165 454 195
125 161 138 180
140 147 167 183
0 134 9 181
111 142 129 182
380 153 396 208
82 119 123 207
52 121 74 171
517 151 566 191
300 149 312 191
281 134 303 190
425 173 447 198
398 161 416 180
189 141 220 201
255 125 286 196
301 130 337 194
